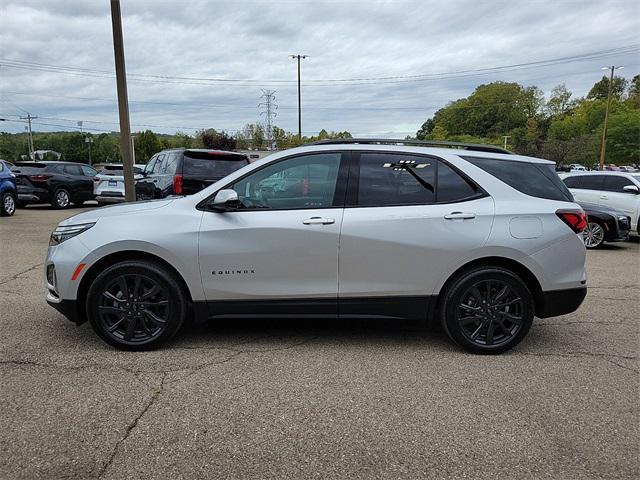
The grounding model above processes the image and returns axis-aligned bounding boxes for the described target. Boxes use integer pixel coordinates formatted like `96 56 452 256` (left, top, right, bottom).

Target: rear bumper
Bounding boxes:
96 194 126 204
17 185 49 203
537 287 587 318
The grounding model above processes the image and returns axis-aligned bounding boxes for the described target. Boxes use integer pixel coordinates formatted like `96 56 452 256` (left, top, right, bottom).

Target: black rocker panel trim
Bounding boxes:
195 296 436 321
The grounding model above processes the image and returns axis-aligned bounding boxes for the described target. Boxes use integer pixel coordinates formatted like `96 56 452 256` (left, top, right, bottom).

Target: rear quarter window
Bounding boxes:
463 156 573 202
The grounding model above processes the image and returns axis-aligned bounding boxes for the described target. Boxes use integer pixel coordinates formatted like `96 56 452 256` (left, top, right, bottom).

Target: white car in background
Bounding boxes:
569 164 587 172
94 164 146 205
562 171 640 233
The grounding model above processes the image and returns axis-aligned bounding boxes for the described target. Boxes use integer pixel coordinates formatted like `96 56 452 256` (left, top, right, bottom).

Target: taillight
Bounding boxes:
556 209 587 234
29 174 52 182
173 174 183 195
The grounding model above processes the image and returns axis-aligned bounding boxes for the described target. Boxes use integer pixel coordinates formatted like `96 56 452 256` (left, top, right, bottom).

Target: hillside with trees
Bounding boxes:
415 74 639 166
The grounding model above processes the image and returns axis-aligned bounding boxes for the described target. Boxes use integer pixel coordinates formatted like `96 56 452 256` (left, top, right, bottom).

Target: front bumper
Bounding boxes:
46 295 80 324
537 286 587 318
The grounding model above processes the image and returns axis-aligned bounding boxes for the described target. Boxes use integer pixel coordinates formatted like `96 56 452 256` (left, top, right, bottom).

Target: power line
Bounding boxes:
0 44 637 87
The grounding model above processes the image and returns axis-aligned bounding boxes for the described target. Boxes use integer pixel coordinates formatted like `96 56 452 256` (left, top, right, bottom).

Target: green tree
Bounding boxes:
194 129 236 150
133 130 161 163
416 118 435 139
587 75 628 101
546 83 576 117
599 109 640 164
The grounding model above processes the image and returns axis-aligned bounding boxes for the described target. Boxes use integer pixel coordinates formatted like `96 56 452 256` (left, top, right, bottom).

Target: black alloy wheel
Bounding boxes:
441 267 534 354
87 260 187 350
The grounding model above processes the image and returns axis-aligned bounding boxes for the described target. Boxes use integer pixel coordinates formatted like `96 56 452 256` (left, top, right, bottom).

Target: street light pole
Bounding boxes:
289 54 308 143
598 65 623 171
110 0 136 202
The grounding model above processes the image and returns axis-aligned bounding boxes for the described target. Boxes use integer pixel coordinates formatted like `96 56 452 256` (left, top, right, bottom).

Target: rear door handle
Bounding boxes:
303 217 335 225
444 212 476 220
600 195 608 199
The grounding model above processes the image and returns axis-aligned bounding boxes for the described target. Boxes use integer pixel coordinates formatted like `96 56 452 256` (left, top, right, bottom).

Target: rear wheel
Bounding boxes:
440 267 534 354
0 192 16 216
86 260 187 350
52 188 71 209
583 221 605 249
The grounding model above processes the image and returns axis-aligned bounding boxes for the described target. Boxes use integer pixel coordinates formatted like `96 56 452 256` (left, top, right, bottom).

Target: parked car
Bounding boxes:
135 149 250 200
569 164 587 172
13 161 98 209
562 172 640 234
618 165 638 173
0 159 17 216
603 165 621 171
578 202 631 248
94 164 145 206
45 139 587 354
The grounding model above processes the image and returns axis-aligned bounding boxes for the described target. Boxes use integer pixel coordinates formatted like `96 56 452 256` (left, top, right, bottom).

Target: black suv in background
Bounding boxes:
135 149 250 200
13 161 98 209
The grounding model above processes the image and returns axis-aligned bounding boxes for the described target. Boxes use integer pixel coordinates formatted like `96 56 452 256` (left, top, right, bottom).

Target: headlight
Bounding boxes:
49 223 95 246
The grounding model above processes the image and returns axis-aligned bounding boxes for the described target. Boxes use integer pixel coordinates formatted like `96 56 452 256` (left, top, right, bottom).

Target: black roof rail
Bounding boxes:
308 138 511 155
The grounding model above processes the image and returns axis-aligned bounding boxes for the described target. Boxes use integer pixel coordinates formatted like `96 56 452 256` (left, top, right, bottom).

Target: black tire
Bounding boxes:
86 260 187 350
440 267 534 354
0 192 16 216
52 188 71 209
582 221 605 249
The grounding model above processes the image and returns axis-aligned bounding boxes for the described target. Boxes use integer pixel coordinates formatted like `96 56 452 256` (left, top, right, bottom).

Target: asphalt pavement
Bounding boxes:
0 206 638 479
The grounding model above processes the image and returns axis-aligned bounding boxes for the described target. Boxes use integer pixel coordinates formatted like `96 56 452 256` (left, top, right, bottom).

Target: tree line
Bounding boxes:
414 74 640 166
0 124 352 165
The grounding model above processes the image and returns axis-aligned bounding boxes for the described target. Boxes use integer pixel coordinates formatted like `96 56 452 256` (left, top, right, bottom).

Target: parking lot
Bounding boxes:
0 206 638 479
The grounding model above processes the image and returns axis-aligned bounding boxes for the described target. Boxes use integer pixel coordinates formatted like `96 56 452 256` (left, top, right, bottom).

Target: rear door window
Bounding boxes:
64 164 83 176
356 153 435 206
436 161 481 202
153 154 166 174
564 175 605 190
463 157 573 202
163 152 180 175
81 165 98 177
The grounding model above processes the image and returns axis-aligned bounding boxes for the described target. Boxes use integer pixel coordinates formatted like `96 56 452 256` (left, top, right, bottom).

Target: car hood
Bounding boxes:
59 199 176 226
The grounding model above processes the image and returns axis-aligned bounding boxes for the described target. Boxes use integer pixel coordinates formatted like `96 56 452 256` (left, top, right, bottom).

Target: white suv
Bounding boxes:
45 140 588 354
561 171 640 233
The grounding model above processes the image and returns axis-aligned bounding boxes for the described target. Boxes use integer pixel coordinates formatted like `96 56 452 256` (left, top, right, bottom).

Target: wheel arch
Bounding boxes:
435 256 544 319
75 250 193 325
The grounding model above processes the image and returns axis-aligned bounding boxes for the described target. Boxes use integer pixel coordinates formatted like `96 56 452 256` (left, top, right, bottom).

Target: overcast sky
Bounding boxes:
0 0 638 138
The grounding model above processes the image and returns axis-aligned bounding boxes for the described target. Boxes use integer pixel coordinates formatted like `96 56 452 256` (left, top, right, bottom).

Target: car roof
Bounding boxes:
563 171 636 176
286 143 554 164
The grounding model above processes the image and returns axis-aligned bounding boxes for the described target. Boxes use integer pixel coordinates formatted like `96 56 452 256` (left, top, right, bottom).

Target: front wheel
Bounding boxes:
583 221 605 249
440 267 534 354
86 260 187 350
0 192 16 216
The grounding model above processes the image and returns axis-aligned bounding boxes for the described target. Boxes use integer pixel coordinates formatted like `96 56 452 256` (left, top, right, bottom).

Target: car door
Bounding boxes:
137 156 158 199
62 164 86 199
338 152 494 319
564 174 605 204
79 164 98 199
198 152 348 315
601 175 640 225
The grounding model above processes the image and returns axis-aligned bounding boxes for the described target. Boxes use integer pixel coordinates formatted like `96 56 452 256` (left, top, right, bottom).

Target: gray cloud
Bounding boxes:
1 0 638 137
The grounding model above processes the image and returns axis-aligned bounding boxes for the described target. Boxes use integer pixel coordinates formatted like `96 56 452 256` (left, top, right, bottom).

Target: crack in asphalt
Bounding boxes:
97 372 167 479
515 350 638 366
0 262 44 286
605 358 639 375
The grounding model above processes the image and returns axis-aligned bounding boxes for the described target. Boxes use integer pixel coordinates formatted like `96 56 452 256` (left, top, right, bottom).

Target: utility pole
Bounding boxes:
598 65 624 170
502 135 511 150
110 0 136 202
19 112 37 160
259 89 278 149
85 135 94 166
289 54 308 143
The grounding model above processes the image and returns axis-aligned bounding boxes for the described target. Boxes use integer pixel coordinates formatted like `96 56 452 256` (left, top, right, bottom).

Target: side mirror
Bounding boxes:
210 189 239 211
623 185 639 194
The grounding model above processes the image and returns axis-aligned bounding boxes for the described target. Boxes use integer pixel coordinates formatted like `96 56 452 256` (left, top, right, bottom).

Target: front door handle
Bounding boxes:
303 217 335 225
600 195 608 200
444 212 476 220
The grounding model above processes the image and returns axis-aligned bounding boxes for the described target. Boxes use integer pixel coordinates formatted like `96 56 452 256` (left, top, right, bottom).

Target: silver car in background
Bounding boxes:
93 164 146 206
